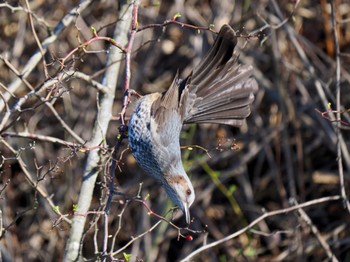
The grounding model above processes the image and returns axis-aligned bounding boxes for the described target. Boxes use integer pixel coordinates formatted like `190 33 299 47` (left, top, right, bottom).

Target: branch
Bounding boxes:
0 138 71 224
294 200 339 261
0 0 94 112
330 0 350 212
180 196 342 261
137 18 216 33
63 1 133 261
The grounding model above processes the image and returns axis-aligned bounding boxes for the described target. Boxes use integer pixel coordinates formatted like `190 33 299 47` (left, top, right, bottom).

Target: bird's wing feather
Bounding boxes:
182 24 258 126
151 75 183 147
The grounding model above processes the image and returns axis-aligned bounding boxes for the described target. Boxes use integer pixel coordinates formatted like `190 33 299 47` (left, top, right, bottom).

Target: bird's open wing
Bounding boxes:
183 24 258 126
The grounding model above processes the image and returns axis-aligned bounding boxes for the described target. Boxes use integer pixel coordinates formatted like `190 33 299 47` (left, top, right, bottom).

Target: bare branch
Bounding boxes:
330 0 350 212
181 196 342 261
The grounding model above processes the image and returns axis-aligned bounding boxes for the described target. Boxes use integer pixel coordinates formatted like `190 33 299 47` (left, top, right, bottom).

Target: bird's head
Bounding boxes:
163 172 195 224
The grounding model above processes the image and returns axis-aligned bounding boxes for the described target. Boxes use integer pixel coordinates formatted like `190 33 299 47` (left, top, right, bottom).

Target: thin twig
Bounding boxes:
294 199 339 261
138 19 215 32
180 196 342 261
24 0 49 78
0 138 71 223
0 0 94 112
330 0 350 212
1 132 81 147
64 1 133 260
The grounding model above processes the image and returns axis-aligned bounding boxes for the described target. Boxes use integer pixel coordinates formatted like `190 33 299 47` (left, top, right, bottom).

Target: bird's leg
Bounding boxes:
118 89 141 128
128 89 143 99
118 89 143 135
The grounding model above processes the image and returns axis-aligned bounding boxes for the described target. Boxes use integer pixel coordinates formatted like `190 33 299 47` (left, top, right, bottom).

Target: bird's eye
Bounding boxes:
186 189 192 195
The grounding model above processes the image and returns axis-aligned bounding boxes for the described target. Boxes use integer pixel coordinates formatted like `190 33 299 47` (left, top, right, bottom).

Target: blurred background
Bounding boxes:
1 0 350 261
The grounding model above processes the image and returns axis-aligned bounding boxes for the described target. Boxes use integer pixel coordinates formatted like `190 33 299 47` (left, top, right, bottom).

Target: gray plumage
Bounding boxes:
128 25 258 223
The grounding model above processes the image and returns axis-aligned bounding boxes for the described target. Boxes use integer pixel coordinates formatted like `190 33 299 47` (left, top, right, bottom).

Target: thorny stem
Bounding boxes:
60 36 127 68
125 196 203 241
136 17 260 40
118 1 139 126
137 18 216 33
104 0 140 211
315 108 350 128
101 0 140 259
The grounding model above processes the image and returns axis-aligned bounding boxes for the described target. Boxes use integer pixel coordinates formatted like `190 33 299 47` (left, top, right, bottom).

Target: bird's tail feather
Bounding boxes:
184 25 258 126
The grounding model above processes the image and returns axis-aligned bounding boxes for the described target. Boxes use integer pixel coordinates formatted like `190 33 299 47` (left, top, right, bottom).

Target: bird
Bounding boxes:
128 24 258 224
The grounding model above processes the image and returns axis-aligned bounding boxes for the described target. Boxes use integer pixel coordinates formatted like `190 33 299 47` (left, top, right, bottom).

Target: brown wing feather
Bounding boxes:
183 24 258 126
151 73 181 130
152 24 258 129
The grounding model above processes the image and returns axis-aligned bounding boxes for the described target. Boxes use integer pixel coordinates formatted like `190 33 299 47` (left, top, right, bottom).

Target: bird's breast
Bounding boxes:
128 96 164 179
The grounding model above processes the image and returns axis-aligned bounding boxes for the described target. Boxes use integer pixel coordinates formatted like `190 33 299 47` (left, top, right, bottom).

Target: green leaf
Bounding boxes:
173 12 181 19
123 252 132 261
72 204 78 211
53 205 60 213
229 184 237 193
90 26 97 36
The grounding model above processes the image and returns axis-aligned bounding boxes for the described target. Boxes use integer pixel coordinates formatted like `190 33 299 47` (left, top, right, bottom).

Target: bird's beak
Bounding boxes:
184 202 191 224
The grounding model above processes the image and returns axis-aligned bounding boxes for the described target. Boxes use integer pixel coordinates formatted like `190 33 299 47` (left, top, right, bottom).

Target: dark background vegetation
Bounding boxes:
1 0 350 261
